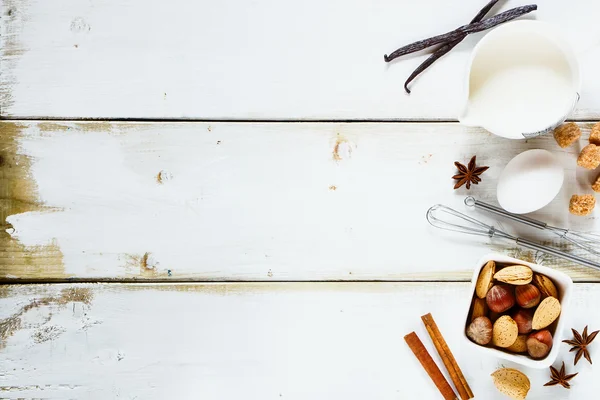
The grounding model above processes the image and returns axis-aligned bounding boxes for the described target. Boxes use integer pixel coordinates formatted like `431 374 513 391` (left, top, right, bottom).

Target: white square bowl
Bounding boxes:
462 253 573 369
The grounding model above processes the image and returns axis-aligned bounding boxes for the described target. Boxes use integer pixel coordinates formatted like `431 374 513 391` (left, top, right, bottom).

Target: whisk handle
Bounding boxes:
517 238 600 271
465 197 547 230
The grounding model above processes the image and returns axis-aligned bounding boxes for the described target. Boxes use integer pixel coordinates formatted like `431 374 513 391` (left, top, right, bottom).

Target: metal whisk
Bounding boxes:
426 204 600 271
465 196 600 257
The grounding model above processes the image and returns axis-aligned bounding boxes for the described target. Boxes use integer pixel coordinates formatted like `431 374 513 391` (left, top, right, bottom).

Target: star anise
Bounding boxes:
544 362 578 389
453 156 489 190
563 326 599 365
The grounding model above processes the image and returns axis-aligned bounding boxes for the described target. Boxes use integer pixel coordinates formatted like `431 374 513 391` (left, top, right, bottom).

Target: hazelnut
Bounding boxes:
526 330 553 359
512 309 533 334
467 316 493 345
486 285 515 313
515 284 541 309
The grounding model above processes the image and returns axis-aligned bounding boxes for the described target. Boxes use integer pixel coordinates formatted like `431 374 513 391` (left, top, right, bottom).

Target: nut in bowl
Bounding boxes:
463 253 573 368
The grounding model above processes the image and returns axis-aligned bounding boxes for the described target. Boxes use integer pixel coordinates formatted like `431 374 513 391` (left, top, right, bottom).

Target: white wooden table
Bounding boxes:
1 0 600 398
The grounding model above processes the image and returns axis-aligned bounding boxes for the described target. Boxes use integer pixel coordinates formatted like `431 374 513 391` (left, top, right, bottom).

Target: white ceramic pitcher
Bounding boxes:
459 20 580 140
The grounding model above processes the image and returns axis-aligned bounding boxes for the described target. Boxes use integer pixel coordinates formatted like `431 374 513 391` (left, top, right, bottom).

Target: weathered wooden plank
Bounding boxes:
1 0 600 119
0 122 64 279
1 282 599 399
2 121 600 281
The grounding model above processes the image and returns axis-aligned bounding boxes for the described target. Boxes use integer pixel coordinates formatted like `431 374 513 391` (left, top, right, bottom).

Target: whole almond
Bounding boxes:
494 265 533 285
532 274 558 298
476 260 496 299
493 315 518 348
506 334 528 353
471 297 488 322
532 296 561 330
491 368 530 400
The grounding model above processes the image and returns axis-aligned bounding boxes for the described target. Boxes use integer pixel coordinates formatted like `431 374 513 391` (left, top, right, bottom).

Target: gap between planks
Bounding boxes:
0 117 460 123
0 279 475 285
1 117 599 123
5 278 600 286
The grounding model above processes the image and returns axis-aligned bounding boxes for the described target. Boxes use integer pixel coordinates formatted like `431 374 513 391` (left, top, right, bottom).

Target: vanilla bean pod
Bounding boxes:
384 4 537 63
404 0 500 93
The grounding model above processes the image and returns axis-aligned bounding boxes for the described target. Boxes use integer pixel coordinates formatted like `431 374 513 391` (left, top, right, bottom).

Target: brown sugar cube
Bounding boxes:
593 174 600 193
577 144 600 169
569 194 596 216
553 122 581 148
591 122 600 146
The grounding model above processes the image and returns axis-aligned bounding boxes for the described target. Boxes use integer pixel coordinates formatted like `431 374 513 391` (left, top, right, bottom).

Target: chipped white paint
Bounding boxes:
4 121 600 281
1 282 600 399
2 0 600 119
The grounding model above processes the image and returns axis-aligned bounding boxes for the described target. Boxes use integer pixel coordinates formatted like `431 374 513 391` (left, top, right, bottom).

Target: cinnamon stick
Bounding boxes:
404 332 458 400
421 313 474 399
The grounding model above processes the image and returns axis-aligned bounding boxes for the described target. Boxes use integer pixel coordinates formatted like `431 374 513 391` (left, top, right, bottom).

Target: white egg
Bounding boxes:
497 149 564 214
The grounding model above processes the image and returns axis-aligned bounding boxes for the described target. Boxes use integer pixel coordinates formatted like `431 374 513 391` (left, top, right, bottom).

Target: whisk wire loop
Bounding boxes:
426 204 513 240
427 203 600 271
466 196 600 257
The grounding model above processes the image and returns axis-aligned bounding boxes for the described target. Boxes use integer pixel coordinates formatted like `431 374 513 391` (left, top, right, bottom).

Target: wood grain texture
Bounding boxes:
1 0 600 119
2 120 600 281
1 282 599 399
0 122 64 279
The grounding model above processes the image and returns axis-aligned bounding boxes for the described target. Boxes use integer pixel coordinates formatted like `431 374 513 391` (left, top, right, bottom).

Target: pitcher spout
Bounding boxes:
458 107 480 128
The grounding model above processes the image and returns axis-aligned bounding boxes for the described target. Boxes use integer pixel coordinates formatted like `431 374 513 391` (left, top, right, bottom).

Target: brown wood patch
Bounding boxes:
0 122 65 280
